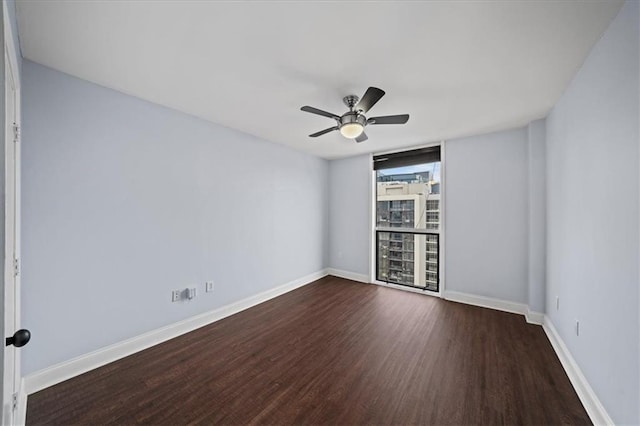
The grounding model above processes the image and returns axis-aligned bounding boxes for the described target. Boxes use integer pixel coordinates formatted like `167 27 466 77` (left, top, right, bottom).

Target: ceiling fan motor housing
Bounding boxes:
339 111 367 129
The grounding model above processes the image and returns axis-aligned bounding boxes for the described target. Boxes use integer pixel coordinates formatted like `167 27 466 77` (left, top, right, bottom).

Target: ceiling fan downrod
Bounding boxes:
343 95 360 111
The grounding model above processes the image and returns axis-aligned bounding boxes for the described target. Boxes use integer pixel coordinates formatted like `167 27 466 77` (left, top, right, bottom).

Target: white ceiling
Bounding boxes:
17 0 622 159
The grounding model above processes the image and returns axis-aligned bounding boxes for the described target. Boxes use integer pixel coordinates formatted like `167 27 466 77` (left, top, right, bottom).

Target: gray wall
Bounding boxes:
445 128 529 303
546 1 639 424
327 128 532 307
527 119 546 313
328 154 371 276
21 60 329 375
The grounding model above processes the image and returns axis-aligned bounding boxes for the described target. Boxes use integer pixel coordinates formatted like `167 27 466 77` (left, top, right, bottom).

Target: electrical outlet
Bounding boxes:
556 296 560 311
575 319 580 336
187 287 196 300
206 281 214 293
171 290 181 302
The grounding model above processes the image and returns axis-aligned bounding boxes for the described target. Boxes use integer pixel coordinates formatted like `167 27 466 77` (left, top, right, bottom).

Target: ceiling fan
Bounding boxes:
300 87 410 143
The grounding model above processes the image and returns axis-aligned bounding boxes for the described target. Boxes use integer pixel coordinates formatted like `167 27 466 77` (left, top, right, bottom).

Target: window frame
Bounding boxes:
369 141 446 297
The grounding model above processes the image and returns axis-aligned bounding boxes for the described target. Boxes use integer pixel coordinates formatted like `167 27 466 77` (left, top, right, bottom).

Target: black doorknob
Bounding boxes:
6 329 30 347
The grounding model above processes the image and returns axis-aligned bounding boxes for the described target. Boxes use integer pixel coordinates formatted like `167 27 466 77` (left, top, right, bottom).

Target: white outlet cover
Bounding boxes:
206 281 214 292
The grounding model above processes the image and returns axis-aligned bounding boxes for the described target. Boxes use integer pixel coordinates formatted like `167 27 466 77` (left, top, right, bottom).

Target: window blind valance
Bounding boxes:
373 146 441 170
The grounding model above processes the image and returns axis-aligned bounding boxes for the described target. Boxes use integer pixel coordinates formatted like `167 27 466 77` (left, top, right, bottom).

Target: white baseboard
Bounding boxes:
444 290 528 315
525 309 544 325
23 269 328 395
542 316 614 426
443 290 544 325
327 268 370 284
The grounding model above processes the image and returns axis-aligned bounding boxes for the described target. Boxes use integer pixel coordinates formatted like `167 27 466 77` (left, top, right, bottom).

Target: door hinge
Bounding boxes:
12 123 20 143
13 257 19 277
12 393 17 411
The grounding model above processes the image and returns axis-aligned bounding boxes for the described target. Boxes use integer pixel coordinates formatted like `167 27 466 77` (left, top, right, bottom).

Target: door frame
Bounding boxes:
2 2 23 424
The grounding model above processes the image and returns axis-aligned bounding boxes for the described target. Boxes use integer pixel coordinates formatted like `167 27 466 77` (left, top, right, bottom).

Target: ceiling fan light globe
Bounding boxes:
340 123 364 139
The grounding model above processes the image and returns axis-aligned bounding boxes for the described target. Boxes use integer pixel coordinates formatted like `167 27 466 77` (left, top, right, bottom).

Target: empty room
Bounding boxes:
1 0 639 425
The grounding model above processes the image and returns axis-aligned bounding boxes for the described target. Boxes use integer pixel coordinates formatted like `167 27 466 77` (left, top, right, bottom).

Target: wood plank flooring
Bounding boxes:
26 276 591 425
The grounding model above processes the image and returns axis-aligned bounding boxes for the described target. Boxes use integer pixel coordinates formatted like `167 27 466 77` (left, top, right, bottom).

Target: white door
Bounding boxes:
2 15 22 425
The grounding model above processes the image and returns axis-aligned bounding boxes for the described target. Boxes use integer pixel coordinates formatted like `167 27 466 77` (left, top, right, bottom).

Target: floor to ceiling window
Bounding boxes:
374 146 441 292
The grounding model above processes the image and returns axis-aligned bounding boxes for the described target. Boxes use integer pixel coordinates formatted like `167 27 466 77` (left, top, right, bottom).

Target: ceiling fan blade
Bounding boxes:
367 114 410 125
355 132 368 143
355 87 385 113
301 106 340 120
309 126 339 137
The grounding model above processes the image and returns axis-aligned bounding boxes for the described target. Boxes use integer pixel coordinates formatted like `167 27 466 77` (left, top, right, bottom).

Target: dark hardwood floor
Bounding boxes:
27 276 590 425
